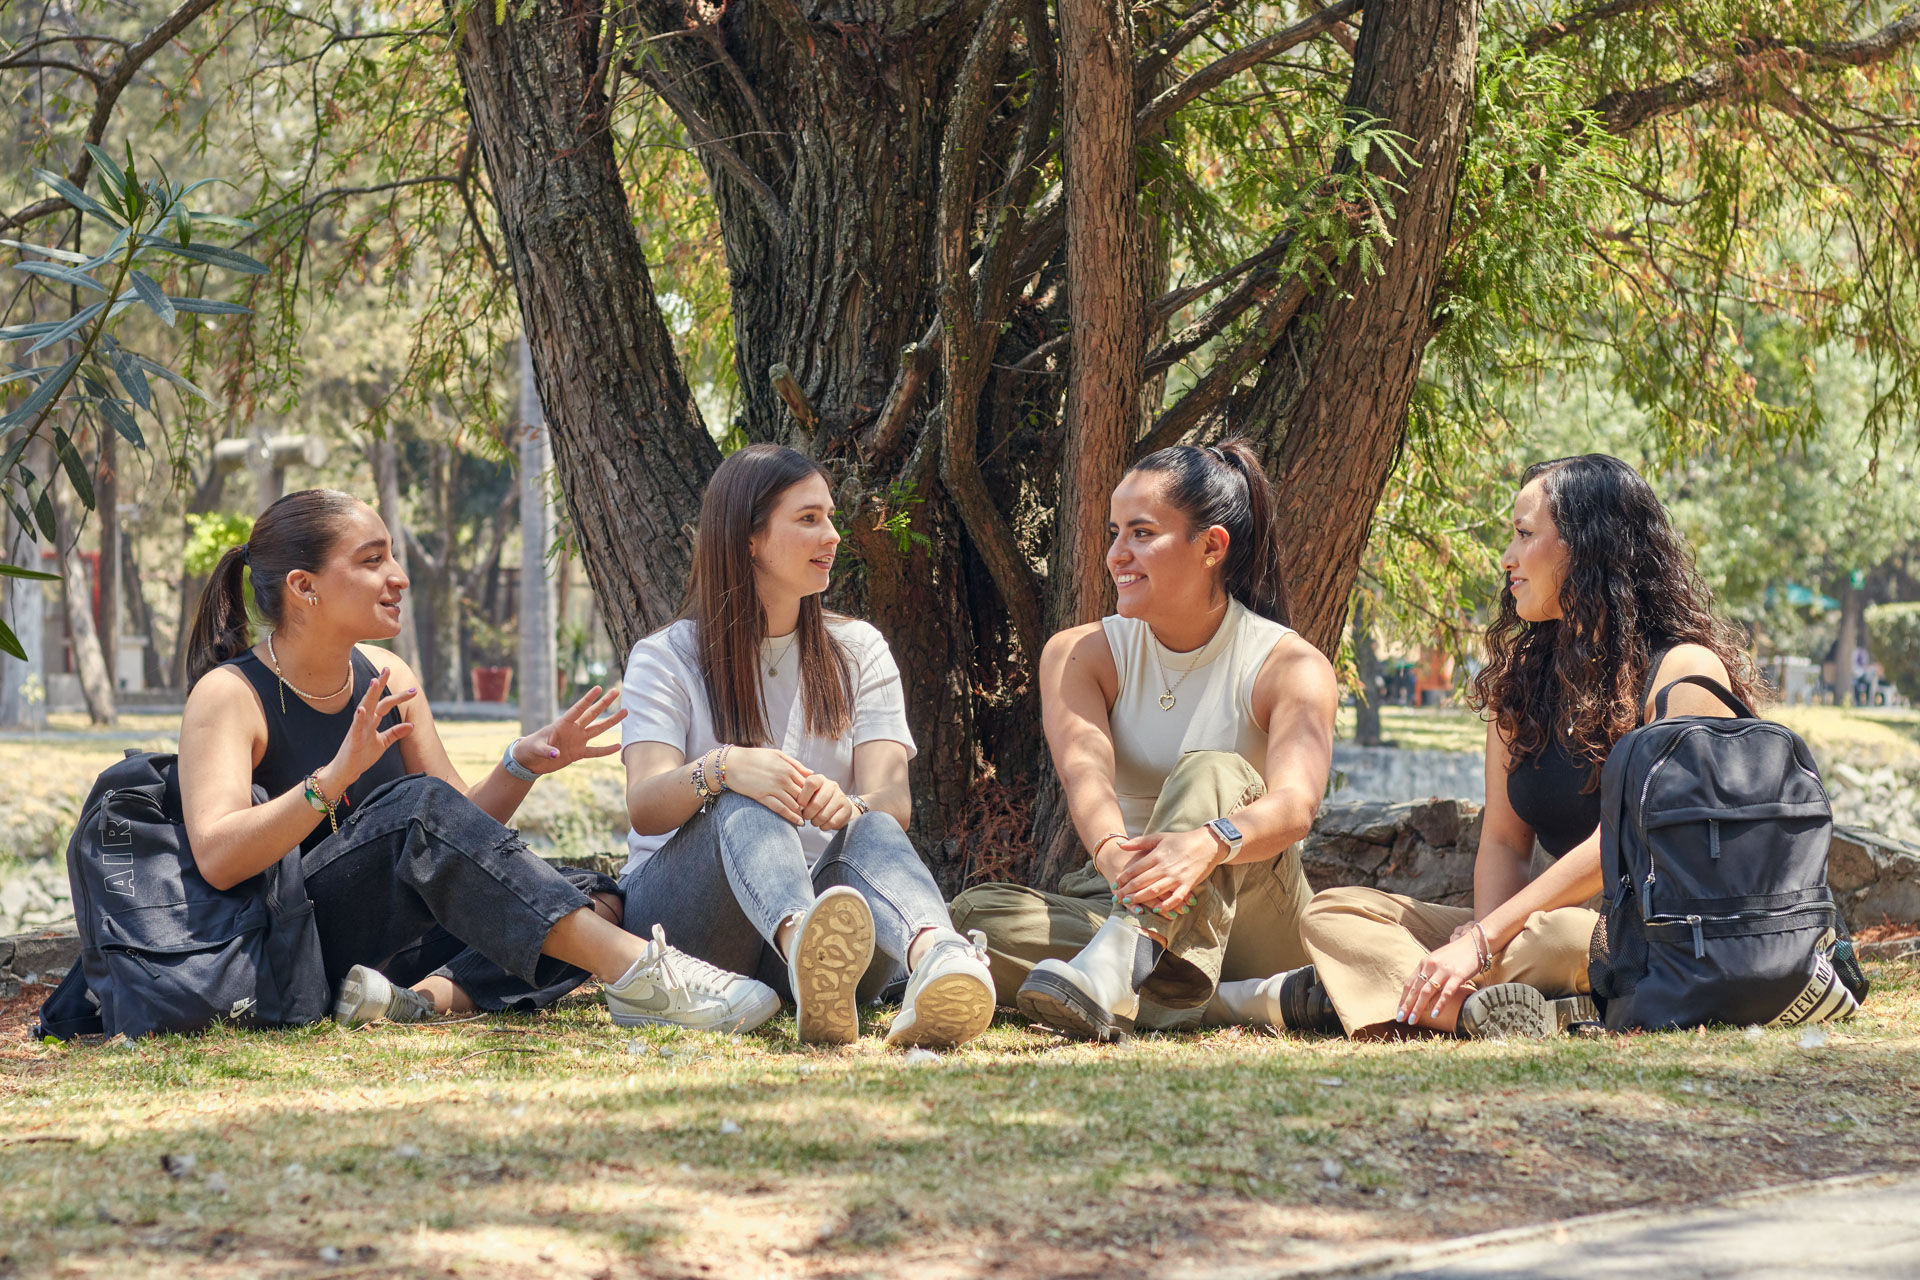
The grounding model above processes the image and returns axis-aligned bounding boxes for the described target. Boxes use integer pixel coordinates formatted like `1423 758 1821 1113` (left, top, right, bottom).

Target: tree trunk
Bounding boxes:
1352 591 1383 746
455 3 718 653
1835 573 1864 704
119 533 167 692
369 434 422 672
1050 0 1140 632
98 420 117 691
53 490 116 725
1250 0 1485 655
0 510 46 730
517 335 560 732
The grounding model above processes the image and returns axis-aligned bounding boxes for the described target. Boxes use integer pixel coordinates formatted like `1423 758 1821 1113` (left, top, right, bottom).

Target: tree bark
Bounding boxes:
53 488 115 725
369 434 422 672
455 2 718 654
0 510 47 730
1352 591 1383 745
1248 0 1484 655
98 418 117 691
1051 0 1141 632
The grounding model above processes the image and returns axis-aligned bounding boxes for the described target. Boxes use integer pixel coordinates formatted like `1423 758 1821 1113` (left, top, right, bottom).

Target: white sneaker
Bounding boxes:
333 965 437 1028
604 924 780 1033
1016 914 1144 1042
886 929 995 1050
787 886 874 1045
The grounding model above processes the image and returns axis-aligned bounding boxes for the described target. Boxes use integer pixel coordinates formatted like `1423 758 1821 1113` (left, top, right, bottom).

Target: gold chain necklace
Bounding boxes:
1149 620 1225 711
265 632 353 714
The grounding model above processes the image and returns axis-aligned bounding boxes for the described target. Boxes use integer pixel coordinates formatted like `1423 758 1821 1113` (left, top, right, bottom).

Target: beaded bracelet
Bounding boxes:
715 744 732 794
691 750 711 802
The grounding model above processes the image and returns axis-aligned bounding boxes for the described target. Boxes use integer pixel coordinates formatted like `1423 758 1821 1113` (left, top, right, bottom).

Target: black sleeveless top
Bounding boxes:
227 648 407 855
1506 643 1675 859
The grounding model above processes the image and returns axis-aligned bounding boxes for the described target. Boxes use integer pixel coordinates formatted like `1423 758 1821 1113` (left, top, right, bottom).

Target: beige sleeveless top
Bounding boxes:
1101 598 1293 835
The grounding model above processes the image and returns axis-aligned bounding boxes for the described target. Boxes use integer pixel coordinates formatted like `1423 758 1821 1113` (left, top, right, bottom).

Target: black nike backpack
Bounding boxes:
38 750 328 1040
1589 676 1867 1031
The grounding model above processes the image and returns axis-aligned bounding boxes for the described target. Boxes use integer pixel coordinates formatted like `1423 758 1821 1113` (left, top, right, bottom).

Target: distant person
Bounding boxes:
951 440 1339 1041
1297 455 1756 1038
177 489 772 1035
617 445 995 1049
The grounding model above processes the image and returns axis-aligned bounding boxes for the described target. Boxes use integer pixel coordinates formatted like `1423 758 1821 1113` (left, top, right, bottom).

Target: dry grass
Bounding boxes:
3 956 1917 1280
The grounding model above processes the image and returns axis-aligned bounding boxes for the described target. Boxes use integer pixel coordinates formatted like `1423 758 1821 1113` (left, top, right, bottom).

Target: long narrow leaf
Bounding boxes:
31 484 56 543
53 426 94 510
96 396 144 448
133 354 208 401
84 143 127 202
24 304 105 356
0 321 60 342
0 562 60 581
143 238 268 275
32 168 123 226
0 366 50 389
0 239 89 265
0 619 26 662
0 431 32 481
3 493 34 543
1 353 81 425
77 227 131 274
12 261 107 293
187 212 257 231
167 297 252 316
109 347 151 411
128 271 176 326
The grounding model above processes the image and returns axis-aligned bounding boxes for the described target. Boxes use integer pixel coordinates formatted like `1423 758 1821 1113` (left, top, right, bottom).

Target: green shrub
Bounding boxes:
1866 602 1920 701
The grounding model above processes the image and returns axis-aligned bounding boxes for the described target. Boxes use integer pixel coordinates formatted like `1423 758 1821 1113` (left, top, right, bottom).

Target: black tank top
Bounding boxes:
226 648 407 855
1506 643 1676 859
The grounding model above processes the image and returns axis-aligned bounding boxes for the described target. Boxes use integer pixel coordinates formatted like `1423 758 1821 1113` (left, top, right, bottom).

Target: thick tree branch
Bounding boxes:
0 0 221 235
1591 12 1920 134
867 319 943 459
934 0 1045 665
1519 0 1663 53
1137 0 1363 138
636 65 791 238
1132 0 1254 95
975 0 1059 315
1136 267 1317 456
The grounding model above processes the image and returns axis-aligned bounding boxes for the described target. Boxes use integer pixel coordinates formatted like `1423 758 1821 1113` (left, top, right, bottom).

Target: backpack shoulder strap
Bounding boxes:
1653 674 1757 721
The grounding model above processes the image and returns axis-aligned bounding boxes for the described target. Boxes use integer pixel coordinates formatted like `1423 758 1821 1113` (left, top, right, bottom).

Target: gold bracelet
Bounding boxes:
1091 831 1128 859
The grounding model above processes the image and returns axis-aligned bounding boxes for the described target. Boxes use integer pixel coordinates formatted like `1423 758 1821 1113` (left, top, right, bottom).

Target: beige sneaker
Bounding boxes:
886 929 995 1050
604 924 780 1034
787 886 874 1045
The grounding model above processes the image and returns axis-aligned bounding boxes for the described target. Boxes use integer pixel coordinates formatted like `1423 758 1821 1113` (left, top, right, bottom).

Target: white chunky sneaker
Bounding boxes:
886 929 995 1050
604 924 780 1033
333 965 437 1029
1016 914 1144 1043
787 886 874 1046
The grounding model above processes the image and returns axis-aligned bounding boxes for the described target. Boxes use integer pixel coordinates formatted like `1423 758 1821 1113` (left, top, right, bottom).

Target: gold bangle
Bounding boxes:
1092 831 1127 859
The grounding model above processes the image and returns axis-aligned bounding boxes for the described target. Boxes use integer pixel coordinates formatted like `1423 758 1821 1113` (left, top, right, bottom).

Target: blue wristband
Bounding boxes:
502 737 540 782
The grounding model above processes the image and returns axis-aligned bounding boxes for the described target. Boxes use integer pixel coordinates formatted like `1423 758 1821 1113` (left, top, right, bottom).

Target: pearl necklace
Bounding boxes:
265 632 353 714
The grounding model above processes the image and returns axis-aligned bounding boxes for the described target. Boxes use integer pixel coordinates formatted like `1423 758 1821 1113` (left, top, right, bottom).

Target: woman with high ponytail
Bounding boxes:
175 488 784 1035
952 439 1339 1042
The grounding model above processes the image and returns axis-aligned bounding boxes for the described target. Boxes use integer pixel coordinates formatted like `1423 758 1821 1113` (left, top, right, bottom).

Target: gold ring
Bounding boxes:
1426 974 1443 986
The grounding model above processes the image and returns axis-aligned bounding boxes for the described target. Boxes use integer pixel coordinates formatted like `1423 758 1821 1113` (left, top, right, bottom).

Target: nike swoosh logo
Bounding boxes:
619 988 674 1013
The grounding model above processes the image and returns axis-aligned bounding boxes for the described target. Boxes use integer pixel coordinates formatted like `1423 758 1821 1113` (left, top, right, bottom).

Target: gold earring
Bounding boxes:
1205 558 1216 567
308 594 318 605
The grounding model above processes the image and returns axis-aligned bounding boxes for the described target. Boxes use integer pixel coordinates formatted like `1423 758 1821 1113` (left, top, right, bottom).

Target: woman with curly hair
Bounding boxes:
1296 454 1758 1038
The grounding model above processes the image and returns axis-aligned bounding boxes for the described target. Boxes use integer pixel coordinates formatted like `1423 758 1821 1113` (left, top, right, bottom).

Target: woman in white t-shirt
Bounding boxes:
620 444 995 1049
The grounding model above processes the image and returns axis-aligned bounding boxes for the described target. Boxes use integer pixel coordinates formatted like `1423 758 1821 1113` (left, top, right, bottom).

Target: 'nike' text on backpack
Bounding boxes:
1590 676 1865 1030
45 751 328 1040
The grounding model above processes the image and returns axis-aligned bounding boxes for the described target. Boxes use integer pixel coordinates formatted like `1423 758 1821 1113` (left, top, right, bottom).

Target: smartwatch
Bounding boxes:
1205 817 1244 860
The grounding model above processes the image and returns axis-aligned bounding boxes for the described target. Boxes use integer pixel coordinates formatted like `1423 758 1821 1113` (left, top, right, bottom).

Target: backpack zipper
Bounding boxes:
1687 914 1704 958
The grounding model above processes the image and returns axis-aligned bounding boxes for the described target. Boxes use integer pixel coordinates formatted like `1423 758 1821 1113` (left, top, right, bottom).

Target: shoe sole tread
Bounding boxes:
885 972 994 1049
793 889 874 1046
1015 971 1132 1043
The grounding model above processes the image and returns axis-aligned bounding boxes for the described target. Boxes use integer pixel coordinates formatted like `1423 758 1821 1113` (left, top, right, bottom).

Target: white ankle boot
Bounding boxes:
1016 914 1146 1042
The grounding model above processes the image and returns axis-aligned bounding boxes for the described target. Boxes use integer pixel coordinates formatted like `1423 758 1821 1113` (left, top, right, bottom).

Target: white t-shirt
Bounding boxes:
619 617 917 876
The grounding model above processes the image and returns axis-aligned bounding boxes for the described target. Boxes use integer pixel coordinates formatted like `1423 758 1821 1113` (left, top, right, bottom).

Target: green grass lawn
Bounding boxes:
4 957 1918 1279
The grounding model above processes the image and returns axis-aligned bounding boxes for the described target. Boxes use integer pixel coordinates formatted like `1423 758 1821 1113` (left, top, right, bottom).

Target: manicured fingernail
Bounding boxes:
1120 896 1132 905
1129 906 1142 915
548 748 559 757
1431 1005 1444 1019
407 686 417 694
1394 1010 1405 1022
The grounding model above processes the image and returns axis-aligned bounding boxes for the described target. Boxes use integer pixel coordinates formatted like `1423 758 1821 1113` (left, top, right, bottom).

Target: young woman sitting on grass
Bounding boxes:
617 444 996 1050
951 439 1339 1041
178 489 778 1034
1296 454 1755 1039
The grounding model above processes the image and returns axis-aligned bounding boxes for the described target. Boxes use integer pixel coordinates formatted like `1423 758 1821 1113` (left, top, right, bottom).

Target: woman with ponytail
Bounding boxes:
952 440 1339 1042
177 489 782 1035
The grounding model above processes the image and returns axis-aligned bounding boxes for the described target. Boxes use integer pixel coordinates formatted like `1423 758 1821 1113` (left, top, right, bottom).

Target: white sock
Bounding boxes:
1210 968 1304 1027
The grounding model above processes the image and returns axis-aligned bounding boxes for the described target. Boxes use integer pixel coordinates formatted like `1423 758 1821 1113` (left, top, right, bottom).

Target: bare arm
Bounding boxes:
178 666 414 891
1039 623 1131 878
849 739 912 829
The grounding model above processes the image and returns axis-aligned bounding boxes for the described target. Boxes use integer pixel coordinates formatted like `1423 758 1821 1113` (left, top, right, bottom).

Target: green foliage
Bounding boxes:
182 511 254 578
1866 604 1920 703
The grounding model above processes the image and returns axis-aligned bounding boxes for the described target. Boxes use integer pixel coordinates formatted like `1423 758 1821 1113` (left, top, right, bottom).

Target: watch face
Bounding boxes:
1211 818 1243 843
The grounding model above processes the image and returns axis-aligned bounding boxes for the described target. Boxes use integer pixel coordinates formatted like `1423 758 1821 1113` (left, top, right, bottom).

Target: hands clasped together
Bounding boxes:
719 747 863 831
1095 826 1224 919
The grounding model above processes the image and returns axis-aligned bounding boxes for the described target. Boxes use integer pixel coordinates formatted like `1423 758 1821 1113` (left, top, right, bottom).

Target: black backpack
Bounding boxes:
1590 676 1866 1031
39 750 328 1040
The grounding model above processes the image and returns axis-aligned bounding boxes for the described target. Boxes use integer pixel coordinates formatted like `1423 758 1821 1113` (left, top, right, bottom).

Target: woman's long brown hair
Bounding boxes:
1471 455 1759 789
680 444 852 745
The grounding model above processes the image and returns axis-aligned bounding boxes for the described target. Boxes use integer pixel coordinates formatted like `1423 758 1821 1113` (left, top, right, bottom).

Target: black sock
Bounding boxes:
1131 931 1165 991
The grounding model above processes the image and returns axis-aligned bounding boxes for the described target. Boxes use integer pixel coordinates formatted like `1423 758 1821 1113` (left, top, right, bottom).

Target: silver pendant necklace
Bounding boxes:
1149 619 1225 711
265 632 353 714
764 632 798 678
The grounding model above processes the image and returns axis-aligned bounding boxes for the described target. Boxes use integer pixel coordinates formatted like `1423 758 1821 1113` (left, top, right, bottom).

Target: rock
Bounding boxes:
1310 801 1408 846
1302 799 1481 901
1828 826 1920 933
1409 798 1465 849
6 926 80 978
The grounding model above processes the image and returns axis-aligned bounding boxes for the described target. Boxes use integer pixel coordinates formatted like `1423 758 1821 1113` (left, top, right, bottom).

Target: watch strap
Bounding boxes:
502 737 541 782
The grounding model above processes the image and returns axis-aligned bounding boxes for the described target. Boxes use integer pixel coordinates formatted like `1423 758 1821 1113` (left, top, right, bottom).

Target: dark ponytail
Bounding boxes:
1127 437 1293 626
185 488 361 688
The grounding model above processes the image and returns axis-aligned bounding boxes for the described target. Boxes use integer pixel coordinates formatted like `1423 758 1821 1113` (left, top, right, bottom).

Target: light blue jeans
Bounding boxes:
620 792 954 1001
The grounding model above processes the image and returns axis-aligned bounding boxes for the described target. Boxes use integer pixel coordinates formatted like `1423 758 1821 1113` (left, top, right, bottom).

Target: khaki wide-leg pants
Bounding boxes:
950 750 1314 1030
1300 886 1597 1035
